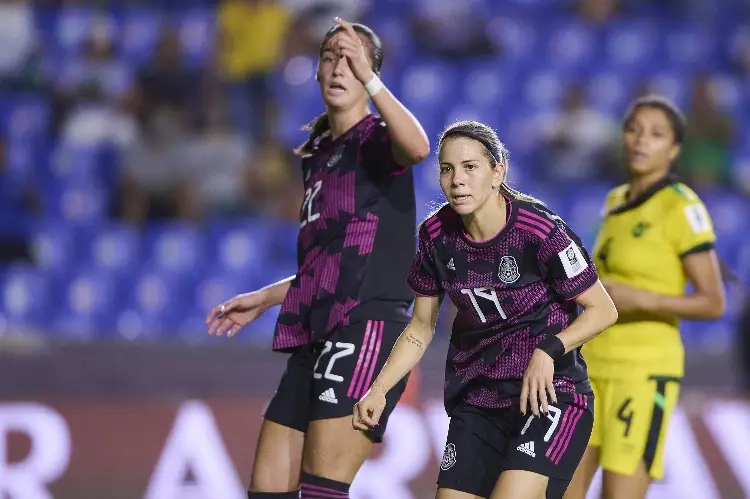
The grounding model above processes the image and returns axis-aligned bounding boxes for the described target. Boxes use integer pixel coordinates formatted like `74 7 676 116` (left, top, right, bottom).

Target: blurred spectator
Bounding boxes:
0 138 39 263
282 0 367 56
115 109 195 224
216 0 290 142
133 29 203 129
54 28 137 146
409 0 499 60
537 85 618 184
0 0 37 90
183 101 252 217
679 77 734 189
244 141 300 220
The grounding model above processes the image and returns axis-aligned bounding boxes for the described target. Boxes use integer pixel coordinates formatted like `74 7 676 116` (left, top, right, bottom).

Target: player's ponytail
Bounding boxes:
440 120 544 205
294 113 331 157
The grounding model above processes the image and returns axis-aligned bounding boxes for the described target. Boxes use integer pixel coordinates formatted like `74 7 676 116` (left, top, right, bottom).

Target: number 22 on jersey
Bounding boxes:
300 180 322 227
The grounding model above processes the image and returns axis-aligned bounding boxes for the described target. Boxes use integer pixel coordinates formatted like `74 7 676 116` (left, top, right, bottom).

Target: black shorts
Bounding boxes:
264 319 409 443
438 393 594 499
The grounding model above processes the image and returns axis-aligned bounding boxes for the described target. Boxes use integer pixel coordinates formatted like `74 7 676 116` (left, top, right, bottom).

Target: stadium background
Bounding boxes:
1 0 749 498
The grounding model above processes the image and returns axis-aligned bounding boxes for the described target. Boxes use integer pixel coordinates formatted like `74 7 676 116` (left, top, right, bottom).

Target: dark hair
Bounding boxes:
438 120 542 204
294 23 384 157
623 95 687 144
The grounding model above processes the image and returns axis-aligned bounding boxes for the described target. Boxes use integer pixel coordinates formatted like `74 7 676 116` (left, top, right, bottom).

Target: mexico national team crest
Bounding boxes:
327 144 345 167
440 443 457 470
498 255 520 284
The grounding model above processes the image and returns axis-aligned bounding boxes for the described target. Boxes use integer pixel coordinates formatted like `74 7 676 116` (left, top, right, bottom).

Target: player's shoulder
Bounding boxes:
515 198 569 234
658 181 705 208
604 184 629 211
358 114 389 143
418 203 459 241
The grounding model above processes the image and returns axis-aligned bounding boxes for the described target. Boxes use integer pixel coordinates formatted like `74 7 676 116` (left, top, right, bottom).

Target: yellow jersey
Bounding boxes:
584 176 716 380
218 0 290 79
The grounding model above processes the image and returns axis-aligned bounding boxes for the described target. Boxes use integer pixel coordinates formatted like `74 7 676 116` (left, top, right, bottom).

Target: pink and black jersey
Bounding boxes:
407 197 598 414
273 115 416 352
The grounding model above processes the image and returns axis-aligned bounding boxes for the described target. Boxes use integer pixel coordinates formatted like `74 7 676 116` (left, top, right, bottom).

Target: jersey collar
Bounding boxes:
608 174 678 215
459 194 517 248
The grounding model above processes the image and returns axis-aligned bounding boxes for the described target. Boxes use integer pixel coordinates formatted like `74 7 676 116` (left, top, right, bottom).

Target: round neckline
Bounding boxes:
459 195 516 248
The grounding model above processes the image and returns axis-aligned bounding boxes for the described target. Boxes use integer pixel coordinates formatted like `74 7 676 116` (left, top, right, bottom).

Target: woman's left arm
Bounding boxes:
556 281 619 353
369 85 430 166
641 250 725 320
332 18 430 166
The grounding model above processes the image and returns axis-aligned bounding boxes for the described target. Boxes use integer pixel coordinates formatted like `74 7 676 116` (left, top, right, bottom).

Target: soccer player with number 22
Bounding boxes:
206 18 430 499
354 121 618 499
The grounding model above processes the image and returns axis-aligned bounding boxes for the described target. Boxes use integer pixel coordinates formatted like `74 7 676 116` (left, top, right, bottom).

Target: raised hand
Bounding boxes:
331 17 374 84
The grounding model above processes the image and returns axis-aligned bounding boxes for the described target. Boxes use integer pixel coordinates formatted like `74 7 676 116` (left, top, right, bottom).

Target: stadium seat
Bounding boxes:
120 9 162 64
0 264 56 329
143 223 207 275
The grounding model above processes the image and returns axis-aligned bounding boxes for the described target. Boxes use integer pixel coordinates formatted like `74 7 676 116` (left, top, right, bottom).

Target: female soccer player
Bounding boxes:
206 18 429 499
353 120 618 499
563 96 726 499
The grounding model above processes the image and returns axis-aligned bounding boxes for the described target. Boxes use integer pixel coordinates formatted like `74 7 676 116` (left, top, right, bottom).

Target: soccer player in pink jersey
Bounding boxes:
206 18 429 499
354 121 618 499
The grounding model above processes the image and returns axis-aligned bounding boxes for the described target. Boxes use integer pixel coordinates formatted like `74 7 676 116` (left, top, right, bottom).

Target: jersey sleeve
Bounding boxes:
362 120 408 177
539 224 599 301
665 198 717 258
407 225 444 297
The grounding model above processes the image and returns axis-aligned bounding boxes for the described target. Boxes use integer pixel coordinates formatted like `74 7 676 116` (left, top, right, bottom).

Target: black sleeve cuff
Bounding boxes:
680 241 715 258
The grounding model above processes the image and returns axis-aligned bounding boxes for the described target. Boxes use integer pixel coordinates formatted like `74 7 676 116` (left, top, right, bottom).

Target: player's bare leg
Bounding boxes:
435 488 485 499
490 470 549 499
563 446 601 499
249 419 305 492
601 460 651 499
299 416 373 496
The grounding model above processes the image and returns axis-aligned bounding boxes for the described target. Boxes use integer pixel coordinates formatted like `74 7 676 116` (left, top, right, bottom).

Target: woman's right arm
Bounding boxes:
260 275 295 307
369 295 442 395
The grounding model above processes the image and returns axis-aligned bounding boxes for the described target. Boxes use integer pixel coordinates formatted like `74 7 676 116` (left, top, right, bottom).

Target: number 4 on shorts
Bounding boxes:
617 398 634 437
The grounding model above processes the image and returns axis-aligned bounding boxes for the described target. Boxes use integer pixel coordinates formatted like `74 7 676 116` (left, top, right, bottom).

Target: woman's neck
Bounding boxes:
462 194 507 243
329 106 369 140
627 170 669 201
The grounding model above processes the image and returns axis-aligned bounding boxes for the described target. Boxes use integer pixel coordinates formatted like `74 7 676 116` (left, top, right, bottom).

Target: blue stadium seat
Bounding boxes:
63 267 118 316
269 220 300 265
0 265 56 329
45 184 108 224
543 19 597 72
120 9 162 64
458 61 520 109
485 16 540 63
177 8 215 67
399 60 459 113
118 267 195 339
143 223 207 275
603 20 662 71
662 23 719 70
30 222 83 274
206 219 274 274
584 69 638 115
563 183 612 247
87 223 141 273
3 98 50 141
54 7 101 55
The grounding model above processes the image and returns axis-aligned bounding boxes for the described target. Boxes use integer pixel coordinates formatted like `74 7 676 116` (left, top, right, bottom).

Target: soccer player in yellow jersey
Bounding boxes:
564 96 726 499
